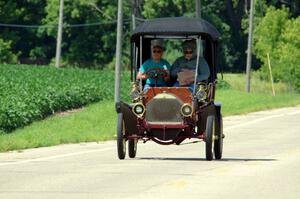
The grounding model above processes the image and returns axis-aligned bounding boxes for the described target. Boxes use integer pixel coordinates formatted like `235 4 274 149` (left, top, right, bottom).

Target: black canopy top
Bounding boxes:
131 17 220 41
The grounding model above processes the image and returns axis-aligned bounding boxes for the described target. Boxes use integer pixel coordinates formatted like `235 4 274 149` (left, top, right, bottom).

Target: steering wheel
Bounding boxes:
145 68 168 80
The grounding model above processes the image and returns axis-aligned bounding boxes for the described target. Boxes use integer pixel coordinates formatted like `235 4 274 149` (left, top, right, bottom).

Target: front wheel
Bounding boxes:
117 113 126 160
128 139 137 158
205 115 215 161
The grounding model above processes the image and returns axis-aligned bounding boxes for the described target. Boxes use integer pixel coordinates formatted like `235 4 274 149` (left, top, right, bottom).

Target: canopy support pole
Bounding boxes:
193 37 202 96
192 37 202 109
139 36 143 93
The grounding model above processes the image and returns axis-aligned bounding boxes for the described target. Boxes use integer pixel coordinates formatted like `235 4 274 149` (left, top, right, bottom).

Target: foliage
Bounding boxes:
41 0 132 68
0 0 300 71
0 0 52 60
277 17 300 91
142 0 235 69
254 7 289 66
0 64 131 133
254 7 300 91
0 38 18 63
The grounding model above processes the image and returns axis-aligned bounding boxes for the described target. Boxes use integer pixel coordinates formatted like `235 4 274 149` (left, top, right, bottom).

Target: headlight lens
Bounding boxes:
181 104 193 117
132 103 145 116
135 106 144 114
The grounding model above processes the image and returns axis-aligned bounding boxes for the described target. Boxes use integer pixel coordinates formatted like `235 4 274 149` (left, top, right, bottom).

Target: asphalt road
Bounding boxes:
0 106 299 199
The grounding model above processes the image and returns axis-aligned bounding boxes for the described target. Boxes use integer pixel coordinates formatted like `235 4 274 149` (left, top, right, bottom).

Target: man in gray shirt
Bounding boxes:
171 40 210 90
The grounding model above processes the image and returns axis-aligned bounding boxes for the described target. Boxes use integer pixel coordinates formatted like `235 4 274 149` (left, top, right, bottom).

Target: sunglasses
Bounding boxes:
184 50 193 54
153 50 162 54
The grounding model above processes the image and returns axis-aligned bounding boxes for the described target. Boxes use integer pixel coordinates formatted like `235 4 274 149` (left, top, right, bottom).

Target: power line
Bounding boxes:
0 23 51 28
0 19 131 29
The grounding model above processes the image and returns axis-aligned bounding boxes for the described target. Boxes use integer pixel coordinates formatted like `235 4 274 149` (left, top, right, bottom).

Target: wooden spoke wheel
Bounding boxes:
117 113 126 160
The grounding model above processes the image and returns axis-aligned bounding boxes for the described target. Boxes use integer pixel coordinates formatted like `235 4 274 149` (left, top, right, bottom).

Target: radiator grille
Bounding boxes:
145 93 183 123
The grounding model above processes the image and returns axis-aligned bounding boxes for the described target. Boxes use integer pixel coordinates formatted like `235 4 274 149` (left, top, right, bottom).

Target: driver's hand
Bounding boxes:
141 73 149 79
137 72 149 80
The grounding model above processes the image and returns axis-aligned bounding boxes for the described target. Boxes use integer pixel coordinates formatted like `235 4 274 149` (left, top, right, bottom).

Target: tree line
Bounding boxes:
0 0 299 74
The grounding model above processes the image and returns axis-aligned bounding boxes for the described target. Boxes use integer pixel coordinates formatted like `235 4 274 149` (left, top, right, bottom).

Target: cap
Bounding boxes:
182 40 196 51
151 39 164 50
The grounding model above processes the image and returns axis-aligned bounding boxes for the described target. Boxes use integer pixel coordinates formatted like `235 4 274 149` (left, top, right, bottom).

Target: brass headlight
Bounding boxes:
132 103 145 117
130 82 141 102
181 104 193 117
196 83 207 101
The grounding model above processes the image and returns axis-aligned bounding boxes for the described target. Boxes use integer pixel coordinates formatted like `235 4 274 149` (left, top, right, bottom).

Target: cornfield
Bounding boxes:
0 64 130 133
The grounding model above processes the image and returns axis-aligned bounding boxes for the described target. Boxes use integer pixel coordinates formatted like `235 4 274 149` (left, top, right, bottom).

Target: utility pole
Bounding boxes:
246 0 255 93
55 0 64 68
114 0 123 103
132 14 136 30
196 0 201 18
131 0 143 30
131 0 137 30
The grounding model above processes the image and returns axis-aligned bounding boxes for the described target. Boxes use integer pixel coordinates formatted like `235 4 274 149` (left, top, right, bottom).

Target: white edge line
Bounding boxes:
0 147 114 167
224 110 300 132
224 114 285 131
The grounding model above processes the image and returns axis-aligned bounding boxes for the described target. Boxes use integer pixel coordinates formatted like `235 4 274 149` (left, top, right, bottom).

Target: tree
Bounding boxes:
254 6 289 80
277 17 300 90
142 0 235 70
41 0 132 67
0 0 51 61
0 38 18 64
0 0 299 70
222 0 247 71
254 6 300 90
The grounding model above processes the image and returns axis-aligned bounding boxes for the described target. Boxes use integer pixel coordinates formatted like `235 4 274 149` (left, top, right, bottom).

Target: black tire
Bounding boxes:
128 139 137 158
117 113 126 160
214 114 223 160
205 115 215 161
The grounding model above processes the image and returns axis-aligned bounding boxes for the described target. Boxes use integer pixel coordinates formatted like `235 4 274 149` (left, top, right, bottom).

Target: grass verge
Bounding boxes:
0 101 115 152
216 90 300 116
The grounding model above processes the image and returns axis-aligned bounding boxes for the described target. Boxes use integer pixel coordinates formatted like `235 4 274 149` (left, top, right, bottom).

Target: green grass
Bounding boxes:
217 72 300 115
221 72 293 94
0 73 299 152
0 101 116 152
216 90 300 116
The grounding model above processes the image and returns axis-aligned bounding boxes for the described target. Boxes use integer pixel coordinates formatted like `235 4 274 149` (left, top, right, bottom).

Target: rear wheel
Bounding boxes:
128 139 137 158
117 113 126 160
214 114 223 160
205 115 215 161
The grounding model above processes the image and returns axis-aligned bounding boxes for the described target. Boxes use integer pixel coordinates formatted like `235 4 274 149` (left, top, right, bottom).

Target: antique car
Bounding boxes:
115 17 224 161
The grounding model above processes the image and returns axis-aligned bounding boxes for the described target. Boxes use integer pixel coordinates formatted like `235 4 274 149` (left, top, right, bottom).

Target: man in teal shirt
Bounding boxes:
137 40 171 91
